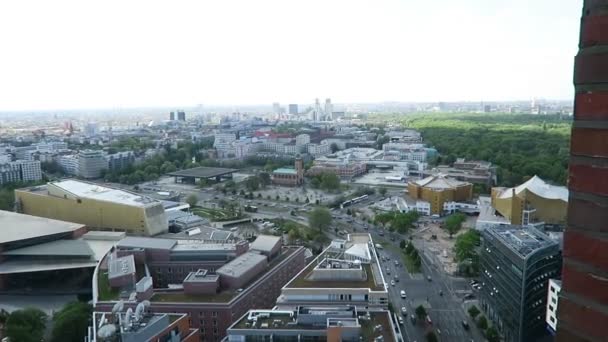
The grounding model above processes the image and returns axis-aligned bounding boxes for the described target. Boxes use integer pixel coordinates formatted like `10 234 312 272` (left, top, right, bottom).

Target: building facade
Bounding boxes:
78 150 107 179
106 151 135 172
15 180 168 236
408 174 473 215
271 158 304 186
307 162 367 179
479 225 562 342
546 279 561 335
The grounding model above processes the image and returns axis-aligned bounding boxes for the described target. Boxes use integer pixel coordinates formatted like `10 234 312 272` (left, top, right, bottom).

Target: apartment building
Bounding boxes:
78 149 107 179
479 224 562 342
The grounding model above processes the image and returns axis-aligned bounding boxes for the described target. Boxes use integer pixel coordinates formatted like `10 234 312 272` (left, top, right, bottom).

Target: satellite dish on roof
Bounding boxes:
97 324 117 338
112 300 124 314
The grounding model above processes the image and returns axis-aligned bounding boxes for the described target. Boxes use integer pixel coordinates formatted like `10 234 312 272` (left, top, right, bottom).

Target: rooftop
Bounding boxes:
166 166 238 178
3 239 94 257
49 180 160 207
285 251 383 290
497 175 568 202
0 210 85 245
216 251 267 278
249 235 281 253
117 237 176 250
486 224 558 258
273 167 297 175
413 174 470 189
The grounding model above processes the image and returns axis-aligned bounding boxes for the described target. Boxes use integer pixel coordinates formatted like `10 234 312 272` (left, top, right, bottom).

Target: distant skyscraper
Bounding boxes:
272 102 282 116
484 105 491 113
288 104 298 115
324 98 333 120
169 112 175 121
84 122 98 137
177 111 186 121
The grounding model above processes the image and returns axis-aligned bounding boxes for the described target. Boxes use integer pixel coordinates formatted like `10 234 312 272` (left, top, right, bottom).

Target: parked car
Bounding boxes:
400 290 406 299
462 320 470 330
427 275 432 282
391 280 395 286
398 316 404 325
410 314 416 324
401 307 407 315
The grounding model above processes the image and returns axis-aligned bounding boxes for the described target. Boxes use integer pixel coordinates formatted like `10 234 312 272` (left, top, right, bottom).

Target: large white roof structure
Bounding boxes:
50 180 159 207
0 210 85 244
345 243 371 263
413 174 469 189
498 176 568 202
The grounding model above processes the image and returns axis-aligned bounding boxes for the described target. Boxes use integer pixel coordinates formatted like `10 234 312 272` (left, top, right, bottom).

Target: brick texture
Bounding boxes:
574 91 608 120
568 197 608 233
556 297 608 341
568 164 608 197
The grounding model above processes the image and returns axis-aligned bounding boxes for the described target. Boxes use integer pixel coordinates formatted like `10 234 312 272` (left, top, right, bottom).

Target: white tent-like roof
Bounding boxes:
344 243 371 263
498 175 568 202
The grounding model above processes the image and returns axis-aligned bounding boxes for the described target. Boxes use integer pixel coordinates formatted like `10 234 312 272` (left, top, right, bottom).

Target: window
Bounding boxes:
549 305 554 311
212 311 218 317
550 316 555 323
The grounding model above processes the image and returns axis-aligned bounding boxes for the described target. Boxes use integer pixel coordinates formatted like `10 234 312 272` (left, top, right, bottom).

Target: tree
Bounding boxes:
379 187 388 196
51 301 92 342
425 331 438 342
415 305 427 320
239 189 246 196
468 305 480 319
399 240 406 249
485 326 500 342
477 315 488 330
320 173 340 191
309 207 332 233
455 230 481 262
246 176 260 191
259 172 271 188
5 308 47 342
186 194 198 207
445 213 466 238
330 143 339 153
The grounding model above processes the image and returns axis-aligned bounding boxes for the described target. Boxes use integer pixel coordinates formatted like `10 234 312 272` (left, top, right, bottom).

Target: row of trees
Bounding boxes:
1 301 92 342
374 211 420 234
309 172 341 192
468 305 500 342
403 240 422 271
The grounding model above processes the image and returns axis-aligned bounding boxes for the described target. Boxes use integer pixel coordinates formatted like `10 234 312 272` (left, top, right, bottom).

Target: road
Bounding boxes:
339 202 483 342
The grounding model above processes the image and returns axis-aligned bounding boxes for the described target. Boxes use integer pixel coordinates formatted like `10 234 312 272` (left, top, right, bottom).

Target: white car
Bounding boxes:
391 280 395 286
401 307 407 315
400 290 407 299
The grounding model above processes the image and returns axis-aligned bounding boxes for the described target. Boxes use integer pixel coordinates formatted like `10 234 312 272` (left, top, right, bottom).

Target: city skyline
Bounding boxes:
0 0 582 111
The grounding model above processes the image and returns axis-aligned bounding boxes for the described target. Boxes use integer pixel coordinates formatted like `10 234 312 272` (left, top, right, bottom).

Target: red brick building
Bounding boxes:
556 2 608 341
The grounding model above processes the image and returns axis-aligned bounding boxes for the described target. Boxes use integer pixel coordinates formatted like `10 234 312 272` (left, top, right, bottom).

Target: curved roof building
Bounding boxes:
491 176 568 226
407 174 473 215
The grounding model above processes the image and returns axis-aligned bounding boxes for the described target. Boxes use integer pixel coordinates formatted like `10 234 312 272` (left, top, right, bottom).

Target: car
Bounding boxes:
427 275 432 282
462 320 470 330
469 280 478 285
378 231 385 236
426 315 432 325
410 314 416 324
400 290 406 299
464 293 475 300
394 260 399 266
401 307 407 315
398 316 404 325
439 290 443 296
394 275 399 282
472 284 481 290
386 268 391 275
391 280 395 286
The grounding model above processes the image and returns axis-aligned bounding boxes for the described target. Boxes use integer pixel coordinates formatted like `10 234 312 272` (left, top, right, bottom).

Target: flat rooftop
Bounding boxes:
285 251 383 290
487 224 558 257
49 180 160 207
0 210 84 245
273 167 297 174
216 252 267 278
167 166 238 178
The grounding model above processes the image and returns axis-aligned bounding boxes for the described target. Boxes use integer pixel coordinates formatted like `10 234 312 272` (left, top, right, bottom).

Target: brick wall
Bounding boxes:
556 1 608 341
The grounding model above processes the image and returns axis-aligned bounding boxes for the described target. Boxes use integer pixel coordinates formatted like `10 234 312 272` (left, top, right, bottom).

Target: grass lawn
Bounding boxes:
192 207 244 221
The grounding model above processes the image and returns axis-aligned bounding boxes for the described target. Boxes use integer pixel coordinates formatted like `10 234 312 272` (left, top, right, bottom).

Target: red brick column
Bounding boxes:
556 1 608 341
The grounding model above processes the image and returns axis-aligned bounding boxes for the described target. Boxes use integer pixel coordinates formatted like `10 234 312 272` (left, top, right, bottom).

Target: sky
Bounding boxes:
0 0 583 110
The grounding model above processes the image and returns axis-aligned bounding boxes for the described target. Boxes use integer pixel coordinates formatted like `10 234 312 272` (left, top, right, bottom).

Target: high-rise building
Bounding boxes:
177 110 186 121
556 2 608 341
84 122 99 137
324 98 333 120
272 102 282 116
77 150 107 179
106 151 135 172
14 160 42 182
169 111 175 121
479 224 561 342
288 103 298 115
295 134 310 146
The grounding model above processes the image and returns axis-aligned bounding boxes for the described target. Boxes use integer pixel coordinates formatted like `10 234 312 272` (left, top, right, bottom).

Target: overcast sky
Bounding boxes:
0 0 582 110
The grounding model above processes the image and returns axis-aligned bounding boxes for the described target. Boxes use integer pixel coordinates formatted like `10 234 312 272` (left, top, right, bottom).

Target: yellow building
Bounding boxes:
408 174 473 215
15 180 167 236
491 175 568 226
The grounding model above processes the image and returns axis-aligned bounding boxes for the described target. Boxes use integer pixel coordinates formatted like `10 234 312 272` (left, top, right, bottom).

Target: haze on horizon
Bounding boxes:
0 0 582 111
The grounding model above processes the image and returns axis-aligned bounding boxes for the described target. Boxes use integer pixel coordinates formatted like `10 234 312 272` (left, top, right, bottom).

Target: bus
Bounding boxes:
244 205 258 213
340 195 369 209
